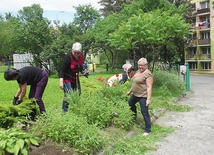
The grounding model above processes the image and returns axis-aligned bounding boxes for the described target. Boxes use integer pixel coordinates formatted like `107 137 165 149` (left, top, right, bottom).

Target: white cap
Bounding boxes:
72 42 82 52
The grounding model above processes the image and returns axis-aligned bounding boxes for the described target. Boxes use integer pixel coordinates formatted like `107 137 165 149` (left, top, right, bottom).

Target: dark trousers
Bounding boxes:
119 72 128 84
28 70 48 113
128 94 151 133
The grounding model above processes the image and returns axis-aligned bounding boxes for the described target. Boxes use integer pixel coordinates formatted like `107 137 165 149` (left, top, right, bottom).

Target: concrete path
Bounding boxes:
147 74 214 155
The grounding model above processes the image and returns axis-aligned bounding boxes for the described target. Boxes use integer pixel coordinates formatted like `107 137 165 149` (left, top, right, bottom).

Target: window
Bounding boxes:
201 62 211 70
201 32 210 39
189 62 197 70
202 47 210 55
200 1 209 9
189 48 197 55
200 16 209 23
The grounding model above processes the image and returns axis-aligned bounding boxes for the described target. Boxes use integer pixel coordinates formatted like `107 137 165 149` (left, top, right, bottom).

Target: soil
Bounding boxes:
29 140 76 155
29 74 214 155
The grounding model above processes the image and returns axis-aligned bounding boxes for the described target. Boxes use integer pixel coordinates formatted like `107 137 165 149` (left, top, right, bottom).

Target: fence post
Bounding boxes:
185 63 190 91
106 64 108 72
92 63 95 72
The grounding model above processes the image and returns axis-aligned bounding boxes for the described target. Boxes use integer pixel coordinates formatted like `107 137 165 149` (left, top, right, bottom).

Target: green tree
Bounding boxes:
109 9 192 71
98 0 132 17
0 17 18 63
13 4 52 69
88 12 129 68
73 4 100 34
43 23 82 74
73 4 101 61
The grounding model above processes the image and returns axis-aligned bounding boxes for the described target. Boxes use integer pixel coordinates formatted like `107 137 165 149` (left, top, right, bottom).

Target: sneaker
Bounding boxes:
142 132 150 136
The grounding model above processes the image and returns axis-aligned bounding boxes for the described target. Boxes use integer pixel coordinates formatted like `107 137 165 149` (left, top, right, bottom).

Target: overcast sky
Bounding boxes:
0 0 102 24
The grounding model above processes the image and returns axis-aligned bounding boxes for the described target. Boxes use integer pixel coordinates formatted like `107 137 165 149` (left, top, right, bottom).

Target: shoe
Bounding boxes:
142 132 150 136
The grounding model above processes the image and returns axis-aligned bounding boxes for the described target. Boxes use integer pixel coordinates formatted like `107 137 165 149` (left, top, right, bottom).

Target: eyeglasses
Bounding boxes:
138 64 147 67
73 51 80 55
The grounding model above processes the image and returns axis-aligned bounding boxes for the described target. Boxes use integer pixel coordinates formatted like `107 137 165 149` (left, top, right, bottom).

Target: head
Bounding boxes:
138 58 148 72
72 42 82 59
4 68 20 81
122 64 133 72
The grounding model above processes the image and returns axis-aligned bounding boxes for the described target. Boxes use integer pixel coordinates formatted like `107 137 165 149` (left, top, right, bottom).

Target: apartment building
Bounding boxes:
187 0 214 74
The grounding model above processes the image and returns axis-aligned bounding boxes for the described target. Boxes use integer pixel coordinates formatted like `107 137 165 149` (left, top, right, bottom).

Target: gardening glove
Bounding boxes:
13 96 19 105
15 99 22 105
81 69 89 78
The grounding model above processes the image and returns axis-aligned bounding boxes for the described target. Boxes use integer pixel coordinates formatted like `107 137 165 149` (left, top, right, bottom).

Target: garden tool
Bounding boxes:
76 73 81 95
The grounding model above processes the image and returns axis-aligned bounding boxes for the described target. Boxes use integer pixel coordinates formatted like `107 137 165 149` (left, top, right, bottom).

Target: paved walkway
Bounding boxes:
148 74 214 155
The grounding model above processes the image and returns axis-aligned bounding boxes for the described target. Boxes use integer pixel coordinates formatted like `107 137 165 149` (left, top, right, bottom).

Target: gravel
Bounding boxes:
147 74 214 155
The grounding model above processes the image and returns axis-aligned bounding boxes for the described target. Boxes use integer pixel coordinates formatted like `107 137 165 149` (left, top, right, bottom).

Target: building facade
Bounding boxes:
187 0 214 74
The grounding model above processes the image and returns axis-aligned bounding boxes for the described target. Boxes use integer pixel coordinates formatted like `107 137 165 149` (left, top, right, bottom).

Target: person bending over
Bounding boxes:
4 66 49 114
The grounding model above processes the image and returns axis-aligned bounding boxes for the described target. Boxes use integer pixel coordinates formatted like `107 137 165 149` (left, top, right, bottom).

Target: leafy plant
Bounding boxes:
0 101 36 128
32 108 104 154
0 127 39 155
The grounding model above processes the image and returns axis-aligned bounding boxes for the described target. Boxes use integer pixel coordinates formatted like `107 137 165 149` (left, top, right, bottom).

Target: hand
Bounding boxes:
84 72 89 78
126 91 131 96
146 100 150 106
81 69 89 78
59 78 64 90
15 99 22 105
13 96 19 105
59 83 64 90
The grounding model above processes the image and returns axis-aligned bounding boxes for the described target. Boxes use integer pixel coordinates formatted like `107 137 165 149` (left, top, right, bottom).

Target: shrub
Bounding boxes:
32 108 104 154
153 70 186 97
0 127 39 155
0 100 36 128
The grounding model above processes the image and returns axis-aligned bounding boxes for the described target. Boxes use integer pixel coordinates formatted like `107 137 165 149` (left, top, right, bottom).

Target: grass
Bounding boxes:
0 67 191 154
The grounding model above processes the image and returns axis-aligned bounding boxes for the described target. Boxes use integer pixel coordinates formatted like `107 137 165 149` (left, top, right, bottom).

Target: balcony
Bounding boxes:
198 54 211 60
186 54 211 62
187 39 197 47
198 39 210 45
193 22 210 30
196 8 210 14
186 54 197 60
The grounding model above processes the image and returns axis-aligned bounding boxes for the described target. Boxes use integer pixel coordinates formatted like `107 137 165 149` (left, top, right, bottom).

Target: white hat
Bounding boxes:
72 42 82 52
122 64 133 72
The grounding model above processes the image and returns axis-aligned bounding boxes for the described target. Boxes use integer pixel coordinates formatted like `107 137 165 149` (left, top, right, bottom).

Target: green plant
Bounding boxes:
0 101 36 128
0 127 39 155
32 108 104 154
153 70 186 97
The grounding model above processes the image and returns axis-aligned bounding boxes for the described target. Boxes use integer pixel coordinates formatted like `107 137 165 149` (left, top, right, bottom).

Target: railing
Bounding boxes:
188 39 197 46
198 39 210 45
198 54 211 60
196 8 210 14
186 54 197 60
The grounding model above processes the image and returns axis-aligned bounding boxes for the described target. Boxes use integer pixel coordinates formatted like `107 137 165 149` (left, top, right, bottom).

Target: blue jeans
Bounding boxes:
62 81 81 112
128 94 151 133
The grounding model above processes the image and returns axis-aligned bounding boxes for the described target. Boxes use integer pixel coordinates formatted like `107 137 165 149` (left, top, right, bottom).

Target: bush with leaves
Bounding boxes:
153 70 186 97
32 108 104 155
0 100 36 128
64 82 133 130
0 127 39 155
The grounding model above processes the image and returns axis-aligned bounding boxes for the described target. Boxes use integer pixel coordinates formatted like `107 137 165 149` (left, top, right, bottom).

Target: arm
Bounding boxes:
59 54 70 90
126 87 133 95
15 86 22 98
146 76 153 106
18 83 27 100
13 83 27 105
